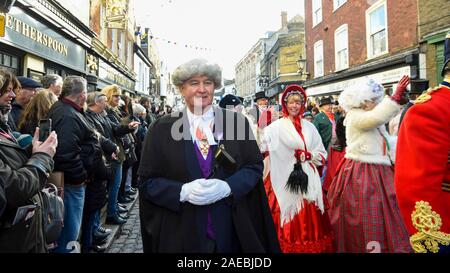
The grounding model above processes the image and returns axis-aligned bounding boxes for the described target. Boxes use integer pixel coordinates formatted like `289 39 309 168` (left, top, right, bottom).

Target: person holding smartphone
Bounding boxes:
0 69 58 252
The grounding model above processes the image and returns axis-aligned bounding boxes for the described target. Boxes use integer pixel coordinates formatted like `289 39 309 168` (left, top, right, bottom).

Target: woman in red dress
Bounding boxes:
262 85 334 253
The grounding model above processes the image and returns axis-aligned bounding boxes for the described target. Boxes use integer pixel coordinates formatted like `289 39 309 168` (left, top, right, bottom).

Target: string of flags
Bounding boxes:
159 0 174 8
136 32 213 51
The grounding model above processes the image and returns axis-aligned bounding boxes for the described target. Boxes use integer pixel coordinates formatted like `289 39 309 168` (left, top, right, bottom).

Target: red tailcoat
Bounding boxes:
395 82 450 235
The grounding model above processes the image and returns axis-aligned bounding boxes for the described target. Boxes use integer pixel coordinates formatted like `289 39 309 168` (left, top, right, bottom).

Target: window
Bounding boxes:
275 57 279 77
100 4 107 44
312 0 322 27
314 40 324 77
127 41 133 67
118 31 125 60
436 42 445 84
0 52 19 74
111 29 118 54
366 0 388 58
335 24 349 70
333 0 347 11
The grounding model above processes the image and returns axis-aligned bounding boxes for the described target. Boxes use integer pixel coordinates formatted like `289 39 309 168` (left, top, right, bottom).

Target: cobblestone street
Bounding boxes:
106 200 143 253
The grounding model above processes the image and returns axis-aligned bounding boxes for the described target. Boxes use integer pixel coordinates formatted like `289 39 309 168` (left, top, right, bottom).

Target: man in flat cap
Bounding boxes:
313 96 335 151
10 76 42 128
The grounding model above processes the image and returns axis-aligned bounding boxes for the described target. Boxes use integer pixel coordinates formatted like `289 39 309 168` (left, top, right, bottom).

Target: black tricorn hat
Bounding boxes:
254 91 268 102
219 94 242 108
442 32 450 77
319 96 333 107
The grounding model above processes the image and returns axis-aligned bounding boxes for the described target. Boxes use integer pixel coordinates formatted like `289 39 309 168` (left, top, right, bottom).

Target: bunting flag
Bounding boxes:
136 9 213 52
138 33 213 51
159 0 174 8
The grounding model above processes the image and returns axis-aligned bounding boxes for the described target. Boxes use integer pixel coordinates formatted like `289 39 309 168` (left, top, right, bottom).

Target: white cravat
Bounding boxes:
186 107 217 158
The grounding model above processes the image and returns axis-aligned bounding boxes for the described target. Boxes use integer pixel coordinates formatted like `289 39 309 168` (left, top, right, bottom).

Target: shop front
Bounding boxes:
0 5 86 81
97 59 135 96
304 49 426 99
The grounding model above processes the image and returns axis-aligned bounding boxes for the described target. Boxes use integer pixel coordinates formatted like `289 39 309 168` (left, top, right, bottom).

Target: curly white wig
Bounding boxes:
172 58 222 89
338 77 385 112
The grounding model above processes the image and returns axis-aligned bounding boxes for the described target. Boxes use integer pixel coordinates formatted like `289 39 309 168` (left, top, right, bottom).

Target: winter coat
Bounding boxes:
0 120 54 252
344 98 400 165
48 99 101 185
312 112 333 151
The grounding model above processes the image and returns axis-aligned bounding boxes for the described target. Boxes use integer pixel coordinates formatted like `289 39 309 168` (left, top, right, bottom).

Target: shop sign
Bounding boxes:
0 7 86 72
306 66 411 96
99 59 134 91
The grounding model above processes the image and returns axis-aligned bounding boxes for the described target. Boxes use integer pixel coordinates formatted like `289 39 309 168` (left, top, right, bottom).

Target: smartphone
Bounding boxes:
39 119 52 142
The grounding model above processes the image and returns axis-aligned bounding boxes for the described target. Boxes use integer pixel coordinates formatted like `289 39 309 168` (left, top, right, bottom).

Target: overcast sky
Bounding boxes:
132 0 305 79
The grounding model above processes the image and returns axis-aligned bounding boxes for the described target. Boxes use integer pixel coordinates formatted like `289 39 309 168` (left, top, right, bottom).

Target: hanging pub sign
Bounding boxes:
106 0 127 30
0 14 5 37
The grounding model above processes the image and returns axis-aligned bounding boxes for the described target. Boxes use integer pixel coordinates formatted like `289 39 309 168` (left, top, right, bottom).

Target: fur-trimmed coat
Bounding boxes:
344 98 401 165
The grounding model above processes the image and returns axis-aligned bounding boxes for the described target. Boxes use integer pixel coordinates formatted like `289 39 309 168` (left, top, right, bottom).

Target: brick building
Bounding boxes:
417 0 450 87
89 0 136 96
303 0 424 99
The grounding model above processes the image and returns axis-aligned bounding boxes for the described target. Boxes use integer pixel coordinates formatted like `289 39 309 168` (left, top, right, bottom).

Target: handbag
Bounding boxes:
41 183 64 245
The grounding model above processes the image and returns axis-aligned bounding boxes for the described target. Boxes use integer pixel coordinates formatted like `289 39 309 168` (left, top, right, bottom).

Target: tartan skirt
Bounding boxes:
326 159 412 253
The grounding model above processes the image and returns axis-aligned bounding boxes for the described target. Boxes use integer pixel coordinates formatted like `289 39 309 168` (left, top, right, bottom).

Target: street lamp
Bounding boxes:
296 55 309 78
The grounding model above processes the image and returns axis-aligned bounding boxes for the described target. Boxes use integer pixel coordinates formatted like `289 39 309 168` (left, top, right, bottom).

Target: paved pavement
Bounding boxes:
105 197 143 253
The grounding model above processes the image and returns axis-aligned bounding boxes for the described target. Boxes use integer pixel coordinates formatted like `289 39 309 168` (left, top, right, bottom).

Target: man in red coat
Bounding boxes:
395 33 450 253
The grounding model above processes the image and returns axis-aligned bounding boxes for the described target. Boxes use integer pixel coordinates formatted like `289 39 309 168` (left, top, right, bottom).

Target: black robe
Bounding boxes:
138 107 280 253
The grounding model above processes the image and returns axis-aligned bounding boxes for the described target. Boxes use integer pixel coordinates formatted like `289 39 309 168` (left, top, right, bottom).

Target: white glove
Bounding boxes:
179 178 205 202
311 152 325 167
189 179 231 205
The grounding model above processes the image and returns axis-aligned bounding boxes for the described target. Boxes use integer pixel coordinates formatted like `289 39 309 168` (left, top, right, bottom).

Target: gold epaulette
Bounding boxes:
414 86 440 104
410 201 450 253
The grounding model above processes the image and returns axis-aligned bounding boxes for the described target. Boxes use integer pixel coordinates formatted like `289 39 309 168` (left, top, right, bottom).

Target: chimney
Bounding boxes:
281 11 288 29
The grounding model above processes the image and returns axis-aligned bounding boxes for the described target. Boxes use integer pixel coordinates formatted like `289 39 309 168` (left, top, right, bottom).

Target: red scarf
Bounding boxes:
324 111 335 122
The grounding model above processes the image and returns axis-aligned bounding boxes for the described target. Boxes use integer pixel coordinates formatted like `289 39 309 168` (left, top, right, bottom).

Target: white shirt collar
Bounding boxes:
186 106 216 145
186 106 214 125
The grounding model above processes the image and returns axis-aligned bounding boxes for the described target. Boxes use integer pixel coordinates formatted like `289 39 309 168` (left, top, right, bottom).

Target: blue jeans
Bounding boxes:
54 183 86 253
107 161 122 217
92 210 100 232
81 209 100 249
125 166 132 192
